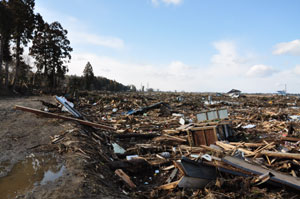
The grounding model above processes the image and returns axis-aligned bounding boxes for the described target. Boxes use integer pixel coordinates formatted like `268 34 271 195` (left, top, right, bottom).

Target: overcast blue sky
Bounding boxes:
34 0 300 93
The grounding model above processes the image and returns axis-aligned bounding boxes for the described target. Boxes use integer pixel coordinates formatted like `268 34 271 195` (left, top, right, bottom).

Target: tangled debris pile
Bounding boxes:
16 92 300 198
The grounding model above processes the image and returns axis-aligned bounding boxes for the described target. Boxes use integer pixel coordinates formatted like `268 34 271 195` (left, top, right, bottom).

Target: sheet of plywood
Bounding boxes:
223 156 300 191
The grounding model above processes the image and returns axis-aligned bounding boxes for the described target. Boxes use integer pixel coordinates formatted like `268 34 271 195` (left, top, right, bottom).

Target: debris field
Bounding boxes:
9 92 300 198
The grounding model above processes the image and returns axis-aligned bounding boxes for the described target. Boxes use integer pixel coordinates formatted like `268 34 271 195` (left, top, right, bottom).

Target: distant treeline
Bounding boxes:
68 75 130 92
68 62 130 92
0 0 132 94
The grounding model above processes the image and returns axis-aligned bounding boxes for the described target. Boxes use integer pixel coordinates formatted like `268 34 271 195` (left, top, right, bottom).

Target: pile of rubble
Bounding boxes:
17 92 300 198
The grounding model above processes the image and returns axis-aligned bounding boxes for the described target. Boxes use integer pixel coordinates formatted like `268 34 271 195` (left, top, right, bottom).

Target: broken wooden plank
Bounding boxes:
179 145 204 153
162 165 175 171
253 142 275 155
115 169 136 189
173 161 186 175
280 137 300 142
113 133 160 139
153 134 187 143
260 150 300 160
166 168 178 183
216 141 255 156
229 142 265 148
199 145 223 153
163 129 180 134
158 179 181 190
15 105 115 131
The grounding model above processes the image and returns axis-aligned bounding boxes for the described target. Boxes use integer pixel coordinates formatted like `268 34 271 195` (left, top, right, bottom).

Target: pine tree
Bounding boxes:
8 0 35 88
30 19 72 89
83 61 94 90
0 1 13 86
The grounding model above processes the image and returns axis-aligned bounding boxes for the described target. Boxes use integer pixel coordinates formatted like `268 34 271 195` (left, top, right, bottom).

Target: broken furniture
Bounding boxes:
188 121 234 146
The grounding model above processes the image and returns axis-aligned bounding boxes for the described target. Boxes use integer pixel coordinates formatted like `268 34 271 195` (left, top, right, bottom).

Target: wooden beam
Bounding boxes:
229 142 265 148
281 137 300 142
158 178 181 190
115 169 136 189
166 168 178 184
199 145 223 153
216 141 255 156
15 105 115 131
261 150 300 160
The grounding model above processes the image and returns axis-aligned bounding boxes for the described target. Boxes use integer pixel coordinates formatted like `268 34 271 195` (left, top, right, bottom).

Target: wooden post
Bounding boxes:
15 105 115 131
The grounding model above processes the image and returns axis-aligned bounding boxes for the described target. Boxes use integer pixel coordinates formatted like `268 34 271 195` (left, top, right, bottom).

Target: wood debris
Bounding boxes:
19 92 300 198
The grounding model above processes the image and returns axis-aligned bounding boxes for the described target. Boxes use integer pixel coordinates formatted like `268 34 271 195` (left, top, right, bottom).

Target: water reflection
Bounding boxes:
0 154 65 199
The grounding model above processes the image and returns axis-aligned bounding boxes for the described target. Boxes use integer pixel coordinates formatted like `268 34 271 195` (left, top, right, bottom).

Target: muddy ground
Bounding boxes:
0 96 127 199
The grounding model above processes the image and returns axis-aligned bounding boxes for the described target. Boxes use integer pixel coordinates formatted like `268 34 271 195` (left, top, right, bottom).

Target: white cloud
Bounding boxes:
246 64 275 77
68 52 198 91
208 41 252 78
162 0 182 5
65 39 300 93
151 0 159 6
67 41 251 92
273 39 300 56
35 5 125 50
151 0 183 6
70 32 124 49
292 65 300 75
211 41 239 66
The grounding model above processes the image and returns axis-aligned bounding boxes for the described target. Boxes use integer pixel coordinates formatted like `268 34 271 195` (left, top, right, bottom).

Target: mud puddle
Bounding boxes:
0 154 65 199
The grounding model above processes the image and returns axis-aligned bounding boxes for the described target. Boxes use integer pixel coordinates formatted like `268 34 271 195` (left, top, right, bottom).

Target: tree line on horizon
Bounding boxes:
68 62 131 92
0 0 130 94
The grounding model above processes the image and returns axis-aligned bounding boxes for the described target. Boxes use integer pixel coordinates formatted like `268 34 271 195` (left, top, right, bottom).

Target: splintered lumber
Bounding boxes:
179 145 204 153
216 141 255 156
253 142 275 155
15 105 115 131
260 150 300 160
229 142 265 148
113 133 160 139
166 168 178 183
281 137 300 142
158 178 181 190
162 165 175 171
163 129 180 134
223 156 300 191
153 135 187 143
199 145 223 153
115 169 136 188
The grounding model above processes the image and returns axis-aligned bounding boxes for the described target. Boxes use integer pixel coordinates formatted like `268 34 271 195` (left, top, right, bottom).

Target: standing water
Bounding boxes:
0 154 65 199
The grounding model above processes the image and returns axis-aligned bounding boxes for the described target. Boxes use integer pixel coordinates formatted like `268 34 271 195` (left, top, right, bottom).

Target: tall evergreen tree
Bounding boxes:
8 0 35 88
83 61 94 90
30 14 49 76
0 0 13 86
30 20 72 89
3 34 12 87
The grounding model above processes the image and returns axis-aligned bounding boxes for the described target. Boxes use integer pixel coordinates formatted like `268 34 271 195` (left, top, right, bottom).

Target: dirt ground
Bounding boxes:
0 96 68 174
0 96 127 199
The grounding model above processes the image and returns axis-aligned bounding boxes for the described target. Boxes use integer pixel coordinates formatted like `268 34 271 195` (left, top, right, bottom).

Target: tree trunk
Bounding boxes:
5 61 9 88
0 36 3 86
52 68 56 91
12 38 21 88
